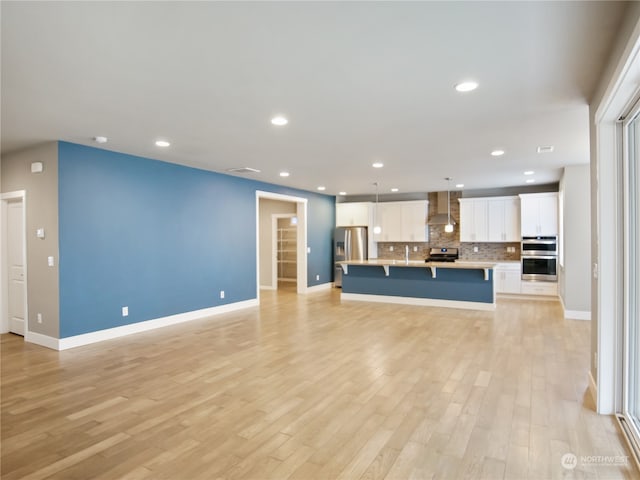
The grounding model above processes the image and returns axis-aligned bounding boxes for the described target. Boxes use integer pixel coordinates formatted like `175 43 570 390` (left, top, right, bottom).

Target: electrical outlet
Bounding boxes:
220 290 225 299
389 246 394 251
37 313 43 324
122 306 128 317
473 246 478 253
413 246 418 252
316 274 320 281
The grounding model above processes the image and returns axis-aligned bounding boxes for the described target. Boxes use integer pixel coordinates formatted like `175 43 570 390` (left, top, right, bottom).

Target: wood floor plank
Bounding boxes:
1 288 637 479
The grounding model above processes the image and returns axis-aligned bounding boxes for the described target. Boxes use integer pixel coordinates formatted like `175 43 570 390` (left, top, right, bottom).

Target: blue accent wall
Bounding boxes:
58 142 335 337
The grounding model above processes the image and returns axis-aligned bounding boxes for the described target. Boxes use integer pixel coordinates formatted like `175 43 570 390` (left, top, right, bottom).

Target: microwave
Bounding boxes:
521 236 558 256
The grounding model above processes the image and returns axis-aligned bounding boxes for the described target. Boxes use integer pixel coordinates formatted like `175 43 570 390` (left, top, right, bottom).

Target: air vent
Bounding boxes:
226 167 261 174
537 145 554 153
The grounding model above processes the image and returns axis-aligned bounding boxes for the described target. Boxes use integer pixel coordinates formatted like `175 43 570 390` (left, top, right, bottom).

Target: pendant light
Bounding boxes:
444 177 454 233
373 182 382 235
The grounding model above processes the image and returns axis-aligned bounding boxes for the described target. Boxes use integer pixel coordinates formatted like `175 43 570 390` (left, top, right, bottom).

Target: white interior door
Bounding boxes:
7 200 26 336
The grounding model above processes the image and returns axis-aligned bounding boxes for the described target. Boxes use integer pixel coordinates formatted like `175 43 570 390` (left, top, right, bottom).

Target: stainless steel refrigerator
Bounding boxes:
334 226 367 287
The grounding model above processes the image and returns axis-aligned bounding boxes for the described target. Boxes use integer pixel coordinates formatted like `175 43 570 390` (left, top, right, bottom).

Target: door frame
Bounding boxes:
256 191 308 300
1 190 28 335
272 213 298 288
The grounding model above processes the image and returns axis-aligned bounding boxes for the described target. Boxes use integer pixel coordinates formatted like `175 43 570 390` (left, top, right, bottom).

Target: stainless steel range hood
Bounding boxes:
427 191 457 225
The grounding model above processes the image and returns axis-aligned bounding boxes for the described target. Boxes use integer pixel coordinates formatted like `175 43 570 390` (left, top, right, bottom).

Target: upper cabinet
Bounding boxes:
487 196 520 242
459 198 488 242
459 196 520 242
519 192 558 236
374 200 428 242
336 202 372 227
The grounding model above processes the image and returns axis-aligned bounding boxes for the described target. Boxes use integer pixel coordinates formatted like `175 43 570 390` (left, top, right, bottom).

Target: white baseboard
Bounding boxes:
303 282 333 294
565 310 591 320
340 292 495 311
588 370 598 408
559 294 591 320
260 285 277 291
25 331 60 350
25 299 258 351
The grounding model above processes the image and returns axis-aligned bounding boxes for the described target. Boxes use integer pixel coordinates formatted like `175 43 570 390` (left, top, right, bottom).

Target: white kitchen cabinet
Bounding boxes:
487 197 520 242
460 196 519 243
458 198 488 242
519 193 558 236
374 200 428 242
494 263 521 294
336 202 372 227
520 281 558 296
376 202 403 241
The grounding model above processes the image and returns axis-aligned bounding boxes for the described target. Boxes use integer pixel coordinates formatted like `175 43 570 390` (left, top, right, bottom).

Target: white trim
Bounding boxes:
565 310 591 321
595 19 640 124
25 299 258 351
1 190 28 336
256 191 309 302
25 331 60 350
589 370 598 408
558 292 591 320
302 282 333 294
340 292 496 311
260 285 277 291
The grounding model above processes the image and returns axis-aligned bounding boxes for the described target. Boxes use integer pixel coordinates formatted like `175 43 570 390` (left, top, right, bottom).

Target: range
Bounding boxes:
426 247 459 263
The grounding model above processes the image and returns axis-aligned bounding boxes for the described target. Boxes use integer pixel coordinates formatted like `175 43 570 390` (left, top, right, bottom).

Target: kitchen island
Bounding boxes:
338 260 496 310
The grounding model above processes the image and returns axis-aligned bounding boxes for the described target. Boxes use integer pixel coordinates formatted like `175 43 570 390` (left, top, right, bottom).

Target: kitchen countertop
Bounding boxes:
339 259 498 269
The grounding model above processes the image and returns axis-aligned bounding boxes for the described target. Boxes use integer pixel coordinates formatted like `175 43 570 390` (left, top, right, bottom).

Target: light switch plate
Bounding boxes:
31 162 43 173
47 256 55 267
36 228 45 239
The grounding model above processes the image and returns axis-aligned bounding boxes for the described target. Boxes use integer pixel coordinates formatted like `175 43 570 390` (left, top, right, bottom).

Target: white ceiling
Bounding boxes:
0 1 628 196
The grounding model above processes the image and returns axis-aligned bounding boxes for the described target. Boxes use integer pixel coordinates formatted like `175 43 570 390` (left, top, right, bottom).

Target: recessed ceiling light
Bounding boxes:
490 149 505 156
524 170 535 175
339 191 347 196
93 136 108 144
537 145 554 153
227 167 261 174
456 183 464 188
525 179 536 184
390 188 399 192
317 186 326 191
155 140 170 147
271 116 288 126
279 171 290 177
372 162 384 168
455 81 478 92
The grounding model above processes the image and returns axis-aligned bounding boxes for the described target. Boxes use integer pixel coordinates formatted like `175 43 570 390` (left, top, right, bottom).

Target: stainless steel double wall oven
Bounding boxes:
521 235 558 281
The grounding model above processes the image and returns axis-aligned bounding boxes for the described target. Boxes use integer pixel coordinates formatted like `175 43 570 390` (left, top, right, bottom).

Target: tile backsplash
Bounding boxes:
377 241 521 261
458 242 521 261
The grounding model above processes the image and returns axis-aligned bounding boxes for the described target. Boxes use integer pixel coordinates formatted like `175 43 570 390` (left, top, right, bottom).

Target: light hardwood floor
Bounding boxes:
1 287 637 479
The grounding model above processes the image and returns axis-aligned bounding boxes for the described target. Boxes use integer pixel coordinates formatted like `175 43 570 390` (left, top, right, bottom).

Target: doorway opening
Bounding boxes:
1 191 28 337
256 191 307 299
274 214 298 288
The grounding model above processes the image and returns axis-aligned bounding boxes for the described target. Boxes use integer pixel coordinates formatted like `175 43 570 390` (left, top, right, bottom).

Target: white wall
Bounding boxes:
258 199 296 288
560 165 591 318
589 3 640 411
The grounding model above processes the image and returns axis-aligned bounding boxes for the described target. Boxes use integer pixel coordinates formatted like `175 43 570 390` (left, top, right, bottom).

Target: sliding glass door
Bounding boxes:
622 104 640 455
